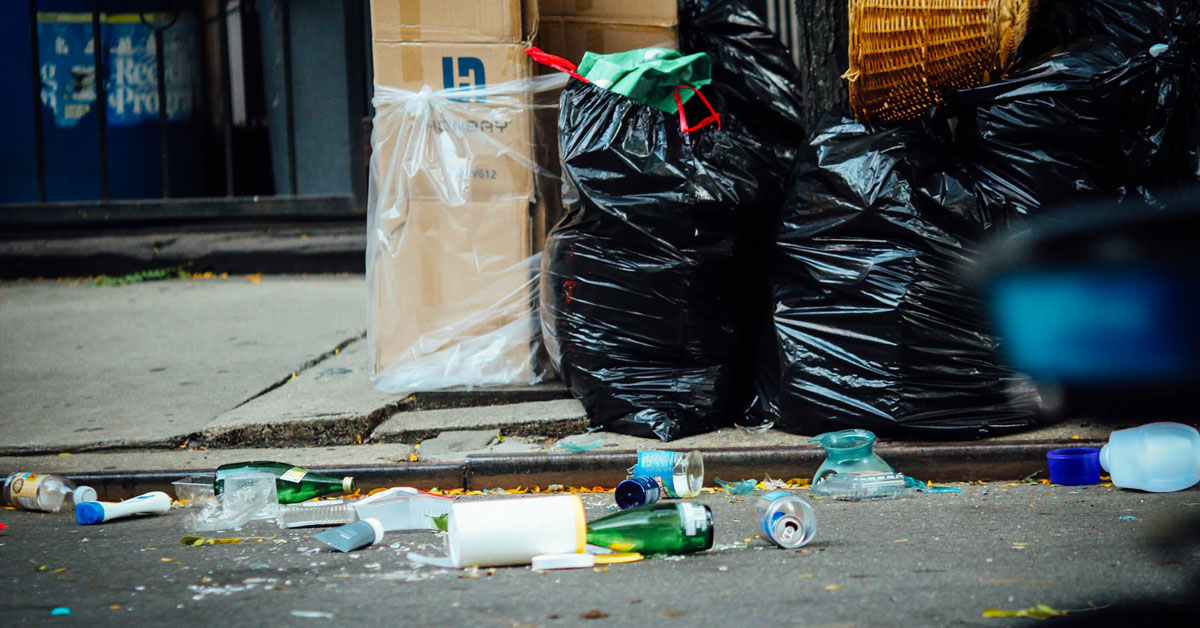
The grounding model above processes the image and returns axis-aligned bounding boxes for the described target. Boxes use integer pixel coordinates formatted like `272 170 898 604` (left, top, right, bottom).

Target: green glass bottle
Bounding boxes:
585 502 713 555
214 461 354 504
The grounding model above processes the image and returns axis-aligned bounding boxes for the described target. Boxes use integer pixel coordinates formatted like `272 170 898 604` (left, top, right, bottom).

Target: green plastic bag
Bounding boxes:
576 48 712 114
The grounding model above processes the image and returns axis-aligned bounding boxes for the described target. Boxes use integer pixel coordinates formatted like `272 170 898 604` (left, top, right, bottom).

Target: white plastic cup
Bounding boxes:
446 495 586 568
1100 422 1200 493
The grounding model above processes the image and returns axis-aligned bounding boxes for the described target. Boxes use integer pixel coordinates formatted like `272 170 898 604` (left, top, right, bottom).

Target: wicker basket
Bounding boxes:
844 0 1030 123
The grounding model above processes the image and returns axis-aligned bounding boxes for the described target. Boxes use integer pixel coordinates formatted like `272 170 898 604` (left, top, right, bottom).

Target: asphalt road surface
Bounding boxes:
3 483 1198 626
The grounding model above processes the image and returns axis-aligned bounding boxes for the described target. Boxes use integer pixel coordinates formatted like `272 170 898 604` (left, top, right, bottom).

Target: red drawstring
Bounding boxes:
674 86 721 133
524 46 588 83
526 47 720 134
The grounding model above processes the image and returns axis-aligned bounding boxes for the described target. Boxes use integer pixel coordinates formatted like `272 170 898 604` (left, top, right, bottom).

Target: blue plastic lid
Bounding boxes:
75 501 106 525
1047 448 1102 486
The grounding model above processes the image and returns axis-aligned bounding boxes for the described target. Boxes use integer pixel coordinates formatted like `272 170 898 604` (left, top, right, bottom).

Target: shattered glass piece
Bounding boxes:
560 439 605 452
714 478 757 495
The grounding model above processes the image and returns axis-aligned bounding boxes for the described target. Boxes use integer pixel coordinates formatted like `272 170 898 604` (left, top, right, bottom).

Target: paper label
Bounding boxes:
279 467 308 483
678 502 707 537
633 451 680 497
9 473 46 510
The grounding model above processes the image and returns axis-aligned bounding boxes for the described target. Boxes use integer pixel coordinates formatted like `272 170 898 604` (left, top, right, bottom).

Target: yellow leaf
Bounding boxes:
110 604 122 611
982 604 1065 620
824 584 844 591
246 274 263 284
161 557 173 562
52 568 68 573
58 452 72 456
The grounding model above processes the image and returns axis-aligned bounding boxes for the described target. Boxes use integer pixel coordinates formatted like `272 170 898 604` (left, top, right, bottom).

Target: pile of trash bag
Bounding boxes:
766 116 1044 437
542 75 779 440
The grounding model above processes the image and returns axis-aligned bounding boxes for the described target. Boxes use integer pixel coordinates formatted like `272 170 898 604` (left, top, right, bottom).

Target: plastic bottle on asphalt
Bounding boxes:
630 450 704 498
76 491 172 525
1100 422 1200 492
586 502 713 555
1 472 97 513
214 461 355 504
755 491 817 548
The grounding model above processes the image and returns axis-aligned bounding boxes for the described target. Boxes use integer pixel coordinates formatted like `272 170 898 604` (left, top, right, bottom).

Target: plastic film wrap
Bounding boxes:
367 73 568 395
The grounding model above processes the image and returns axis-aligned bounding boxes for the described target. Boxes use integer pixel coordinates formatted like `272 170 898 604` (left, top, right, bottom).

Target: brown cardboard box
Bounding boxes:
369 196 538 380
371 41 536 201
539 0 677 26
535 18 678 64
369 0 538 43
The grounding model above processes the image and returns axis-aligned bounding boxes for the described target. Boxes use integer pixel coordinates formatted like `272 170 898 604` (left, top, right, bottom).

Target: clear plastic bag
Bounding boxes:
366 73 568 395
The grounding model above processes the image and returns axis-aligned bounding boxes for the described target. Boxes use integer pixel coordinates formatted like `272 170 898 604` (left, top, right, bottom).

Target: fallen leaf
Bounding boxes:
109 604 122 611
982 604 1064 619
52 568 68 573
580 610 610 619
824 584 844 591
246 274 263 284
161 557 174 561
893 539 909 543
657 610 687 618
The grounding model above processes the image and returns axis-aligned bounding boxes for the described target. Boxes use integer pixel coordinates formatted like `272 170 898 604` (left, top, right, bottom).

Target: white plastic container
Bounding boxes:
1100 422 1200 493
446 495 585 568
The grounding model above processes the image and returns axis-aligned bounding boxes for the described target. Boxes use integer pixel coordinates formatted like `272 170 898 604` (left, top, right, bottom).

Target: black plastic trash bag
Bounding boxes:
1016 0 1173 64
768 115 1044 438
542 79 780 441
677 0 808 428
948 38 1135 222
1098 0 1200 201
678 0 807 161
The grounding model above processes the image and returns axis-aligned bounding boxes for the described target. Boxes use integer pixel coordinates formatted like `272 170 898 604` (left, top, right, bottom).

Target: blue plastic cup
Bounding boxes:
1047 448 1102 485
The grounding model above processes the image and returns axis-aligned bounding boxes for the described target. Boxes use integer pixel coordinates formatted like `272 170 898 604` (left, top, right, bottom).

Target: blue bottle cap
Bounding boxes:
75 501 106 525
615 477 660 509
1047 448 1102 486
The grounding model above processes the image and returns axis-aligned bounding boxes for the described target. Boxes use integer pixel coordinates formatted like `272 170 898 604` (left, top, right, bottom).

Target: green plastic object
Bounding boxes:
576 47 712 114
586 502 713 555
810 430 894 482
214 461 355 504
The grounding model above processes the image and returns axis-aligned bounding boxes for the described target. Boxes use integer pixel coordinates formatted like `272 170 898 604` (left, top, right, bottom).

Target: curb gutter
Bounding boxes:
39 439 1104 501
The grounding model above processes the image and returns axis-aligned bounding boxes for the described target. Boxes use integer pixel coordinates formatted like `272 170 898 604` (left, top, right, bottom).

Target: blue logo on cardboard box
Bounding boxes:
442 56 486 102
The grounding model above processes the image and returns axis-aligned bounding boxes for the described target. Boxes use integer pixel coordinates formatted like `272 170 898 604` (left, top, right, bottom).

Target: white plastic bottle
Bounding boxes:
1 472 97 513
1100 422 1200 492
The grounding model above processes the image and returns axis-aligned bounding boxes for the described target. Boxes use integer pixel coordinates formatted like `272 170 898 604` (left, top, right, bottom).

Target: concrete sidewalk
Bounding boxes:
0 273 1148 486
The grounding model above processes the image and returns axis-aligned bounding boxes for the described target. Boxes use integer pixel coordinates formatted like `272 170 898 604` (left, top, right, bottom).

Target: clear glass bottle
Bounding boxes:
214 461 354 504
586 502 713 555
1 472 97 513
631 450 704 498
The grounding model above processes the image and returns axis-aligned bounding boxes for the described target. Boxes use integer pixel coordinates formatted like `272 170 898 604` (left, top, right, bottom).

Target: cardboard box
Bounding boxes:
539 0 677 26
371 41 536 201
535 18 678 64
369 0 538 43
370 196 539 380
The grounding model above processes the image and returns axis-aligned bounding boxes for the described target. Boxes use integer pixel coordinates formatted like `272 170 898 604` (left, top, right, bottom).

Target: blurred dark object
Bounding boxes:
679 0 807 162
543 80 779 441
977 195 1200 419
766 115 1044 438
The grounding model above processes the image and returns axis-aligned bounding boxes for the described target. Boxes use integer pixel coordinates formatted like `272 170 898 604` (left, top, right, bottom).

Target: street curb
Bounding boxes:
47 439 1105 500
